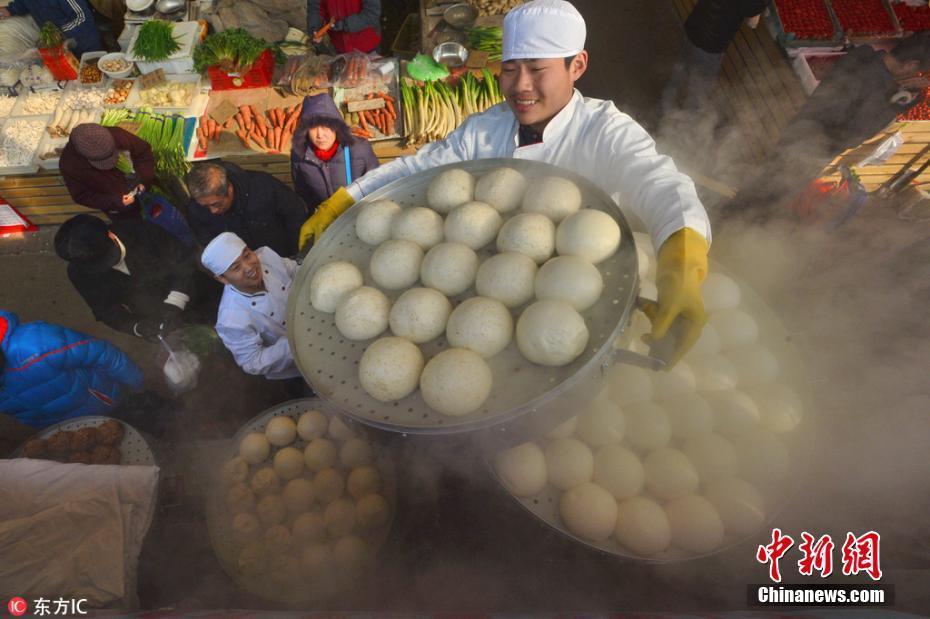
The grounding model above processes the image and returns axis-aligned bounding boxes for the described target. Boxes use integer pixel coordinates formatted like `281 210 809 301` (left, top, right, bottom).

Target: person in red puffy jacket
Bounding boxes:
307 0 380 54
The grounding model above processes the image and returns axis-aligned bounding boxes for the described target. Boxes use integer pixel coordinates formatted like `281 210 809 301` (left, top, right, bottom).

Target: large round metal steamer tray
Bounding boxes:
491 264 816 562
205 398 397 604
287 159 639 438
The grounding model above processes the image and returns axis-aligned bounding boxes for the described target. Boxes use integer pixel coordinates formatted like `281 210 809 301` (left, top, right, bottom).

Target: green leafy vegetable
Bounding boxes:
101 107 190 183
193 28 271 73
133 20 181 62
37 22 64 49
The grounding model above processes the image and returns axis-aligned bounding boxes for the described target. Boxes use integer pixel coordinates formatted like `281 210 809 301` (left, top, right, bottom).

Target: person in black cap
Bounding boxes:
59 123 157 220
54 214 220 340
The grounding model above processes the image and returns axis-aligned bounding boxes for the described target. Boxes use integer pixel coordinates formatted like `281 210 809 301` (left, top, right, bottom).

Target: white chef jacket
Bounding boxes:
348 90 711 250
214 247 301 380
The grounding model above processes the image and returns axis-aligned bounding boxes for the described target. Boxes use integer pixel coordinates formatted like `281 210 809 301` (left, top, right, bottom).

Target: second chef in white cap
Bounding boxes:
299 0 712 367
201 232 301 380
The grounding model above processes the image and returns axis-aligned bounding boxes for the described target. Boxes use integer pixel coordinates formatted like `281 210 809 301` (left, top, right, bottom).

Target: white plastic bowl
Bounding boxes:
99 52 134 78
126 0 153 11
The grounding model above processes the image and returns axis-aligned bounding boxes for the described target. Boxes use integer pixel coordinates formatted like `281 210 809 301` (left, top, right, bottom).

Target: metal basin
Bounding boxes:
155 0 184 14
432 41 469 68
444 2 478 28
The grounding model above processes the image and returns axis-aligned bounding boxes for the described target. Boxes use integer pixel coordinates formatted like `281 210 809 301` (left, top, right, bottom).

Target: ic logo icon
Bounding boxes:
7 597 28 616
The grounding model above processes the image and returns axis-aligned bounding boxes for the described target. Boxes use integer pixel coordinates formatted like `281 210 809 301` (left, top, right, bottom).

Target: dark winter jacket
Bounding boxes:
62 219 219 336
7 0 102 57
187 161 308 258
308 0 381 53
779 46 916 154
290 93 379 212
60 127 157 220
0 310 143 428
685 0 766 53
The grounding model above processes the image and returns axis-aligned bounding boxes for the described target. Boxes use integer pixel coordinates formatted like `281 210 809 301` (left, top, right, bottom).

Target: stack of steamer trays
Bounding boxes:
207 399 396 603
287 158 813 561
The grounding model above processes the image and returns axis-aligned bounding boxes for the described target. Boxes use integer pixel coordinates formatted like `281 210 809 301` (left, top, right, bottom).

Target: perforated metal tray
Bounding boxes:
287 159 639 436
490 264 816 561
205 398 397 604
13 415 156 466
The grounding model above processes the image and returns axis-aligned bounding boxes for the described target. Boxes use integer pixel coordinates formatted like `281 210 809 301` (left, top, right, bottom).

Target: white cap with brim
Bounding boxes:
502 0 586 62
201 232 247 276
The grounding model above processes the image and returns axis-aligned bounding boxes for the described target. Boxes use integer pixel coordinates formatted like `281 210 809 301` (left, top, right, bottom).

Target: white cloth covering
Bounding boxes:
0 459 159 609
502 0 586 62
348 90 711 250
214 246 301 380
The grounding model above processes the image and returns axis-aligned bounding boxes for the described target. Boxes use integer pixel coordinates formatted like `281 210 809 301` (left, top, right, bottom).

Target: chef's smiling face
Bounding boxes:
500 52 588 133
219 247 264 293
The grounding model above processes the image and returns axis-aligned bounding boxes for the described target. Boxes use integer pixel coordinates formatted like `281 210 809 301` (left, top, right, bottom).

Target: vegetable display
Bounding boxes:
193 28 270 73
17 90 61 115
104 80 134 105
132 20 181 61
893 2 930 31
772 0 836 40
0 95 15 117
831 0 897 36
340 93 398 140
0 119 46 167
470 0 524 16
48 108 99 138
79 59 103 84
37 21 63 49
229 103 301 154
466 26 503 62
138 81 196 107
101 107 190 181
400 70 504 146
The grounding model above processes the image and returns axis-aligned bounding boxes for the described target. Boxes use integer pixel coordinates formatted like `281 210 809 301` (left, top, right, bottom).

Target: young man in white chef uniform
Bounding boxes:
299 0 712 366
201 232 302 380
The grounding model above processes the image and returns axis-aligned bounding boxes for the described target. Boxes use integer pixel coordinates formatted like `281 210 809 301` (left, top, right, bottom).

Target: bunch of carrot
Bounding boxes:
231 103 301 154
339 54 369 88
348 92 397 140
196 115 222 152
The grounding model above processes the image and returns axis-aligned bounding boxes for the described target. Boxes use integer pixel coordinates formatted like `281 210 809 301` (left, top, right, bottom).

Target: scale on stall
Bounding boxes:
0 199 37 236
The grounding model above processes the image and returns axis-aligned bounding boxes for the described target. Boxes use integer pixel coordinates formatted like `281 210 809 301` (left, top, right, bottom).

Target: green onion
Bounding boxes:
132 20 181 62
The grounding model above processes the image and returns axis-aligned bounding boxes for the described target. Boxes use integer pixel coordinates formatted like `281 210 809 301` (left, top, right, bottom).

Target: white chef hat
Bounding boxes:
201 232 247 276
502 0 586 62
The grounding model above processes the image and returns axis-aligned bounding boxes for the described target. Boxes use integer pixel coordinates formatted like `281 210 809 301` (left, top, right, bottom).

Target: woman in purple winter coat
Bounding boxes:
290 93 380 214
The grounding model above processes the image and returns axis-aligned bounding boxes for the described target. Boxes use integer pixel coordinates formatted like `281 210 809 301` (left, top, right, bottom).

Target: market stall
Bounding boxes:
0 0 516 225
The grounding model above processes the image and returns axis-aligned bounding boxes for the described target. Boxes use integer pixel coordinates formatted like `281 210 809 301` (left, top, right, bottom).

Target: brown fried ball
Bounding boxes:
67 451 93 464
96 420 124 446
22 438 48 459
90 445 118 464
71 427 98 451
47 430 74 454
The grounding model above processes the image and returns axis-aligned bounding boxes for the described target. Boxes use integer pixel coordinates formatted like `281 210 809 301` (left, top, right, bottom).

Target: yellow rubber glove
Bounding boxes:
298 187 356 250
640 227 709 368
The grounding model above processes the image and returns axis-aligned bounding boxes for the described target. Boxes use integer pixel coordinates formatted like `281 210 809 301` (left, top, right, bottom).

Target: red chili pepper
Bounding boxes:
774 0 835 40
893 3 930 32
832 0 895 36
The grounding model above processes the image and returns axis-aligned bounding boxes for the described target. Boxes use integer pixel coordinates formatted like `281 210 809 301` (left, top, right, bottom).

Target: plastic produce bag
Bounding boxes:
160 338 202 395
0 15 39 57
289 53 334 95
332 51 373 89
858 132 903 167
139 189 195 247
406 53 450 82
